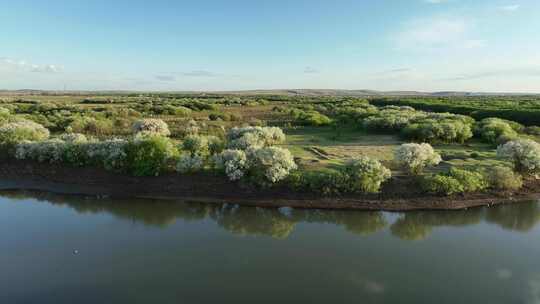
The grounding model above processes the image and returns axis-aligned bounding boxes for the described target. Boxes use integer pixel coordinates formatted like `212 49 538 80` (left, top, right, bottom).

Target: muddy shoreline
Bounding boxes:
0 159 538 211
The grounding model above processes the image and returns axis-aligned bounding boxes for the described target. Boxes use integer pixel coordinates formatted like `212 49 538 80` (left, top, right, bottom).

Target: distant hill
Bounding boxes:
0 89 537 97
216 89 536 97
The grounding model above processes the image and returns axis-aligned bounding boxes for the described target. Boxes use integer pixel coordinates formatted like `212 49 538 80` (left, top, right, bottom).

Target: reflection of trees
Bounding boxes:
3 191 540 240
390 209 484 241
486 202 540 232
2 191 214 227
291 209 387 236
211 206 297 239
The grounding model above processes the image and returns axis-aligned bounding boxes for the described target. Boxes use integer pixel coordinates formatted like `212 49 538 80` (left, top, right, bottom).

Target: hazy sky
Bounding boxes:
1 0 539 92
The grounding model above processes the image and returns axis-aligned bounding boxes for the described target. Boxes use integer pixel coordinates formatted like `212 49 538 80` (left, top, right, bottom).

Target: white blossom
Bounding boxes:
214 149 249 181
395 143 442 175
248 146 297 184
15 139 65 163
227 126 286 150
176 154 204 173
132 119 171 137
59 133 88 143
497 139 540 175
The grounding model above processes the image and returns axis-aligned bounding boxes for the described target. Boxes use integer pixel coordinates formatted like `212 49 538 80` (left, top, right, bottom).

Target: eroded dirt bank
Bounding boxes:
0 159 538 211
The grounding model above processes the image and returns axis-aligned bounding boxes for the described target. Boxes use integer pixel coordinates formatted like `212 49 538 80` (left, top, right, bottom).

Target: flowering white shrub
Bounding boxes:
248 146 297 184
342 156 391 193
176 154 204 173
132 119 171 137
395 143 442 175
59 133 88 143
0 120 50 144
15 139 65 163
214 149 249 181
497 139 540 175
227 126 286 150
85 139 129 171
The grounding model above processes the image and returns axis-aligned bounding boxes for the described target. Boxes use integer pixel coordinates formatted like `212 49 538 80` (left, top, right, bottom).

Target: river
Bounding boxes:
1 191 539 303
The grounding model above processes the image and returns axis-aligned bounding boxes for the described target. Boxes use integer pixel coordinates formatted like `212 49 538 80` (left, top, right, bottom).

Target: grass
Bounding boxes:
283 125 507 176
284 125 401 171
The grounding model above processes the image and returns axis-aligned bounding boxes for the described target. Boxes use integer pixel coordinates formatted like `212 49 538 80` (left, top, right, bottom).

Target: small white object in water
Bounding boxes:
73 249 79 255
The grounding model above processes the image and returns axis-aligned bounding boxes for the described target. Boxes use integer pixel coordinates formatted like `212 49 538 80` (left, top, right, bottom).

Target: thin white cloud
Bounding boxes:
181 70 219 77
394 17 485 51
155 75 176 82
498 4 520 11
424 0 447 3
443 67 540 81
304 66 319 74
0 57 63 73
31 64 62 73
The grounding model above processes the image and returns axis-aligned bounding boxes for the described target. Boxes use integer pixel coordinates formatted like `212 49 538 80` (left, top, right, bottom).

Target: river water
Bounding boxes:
1 191 539 303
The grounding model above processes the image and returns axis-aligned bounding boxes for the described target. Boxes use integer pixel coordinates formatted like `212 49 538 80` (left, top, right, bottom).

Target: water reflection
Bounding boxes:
486 203 540 232
289 209 388 236
211 205 296 239
390 209 484 241
3 191 540 240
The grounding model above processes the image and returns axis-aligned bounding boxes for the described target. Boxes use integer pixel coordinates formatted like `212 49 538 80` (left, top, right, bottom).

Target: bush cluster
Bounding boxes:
287 156 391 195
290 109 332 126
355 106 474 143
421 168 488 195
16 136 129 171
475 118 522 144
126 135 177 176
226 126 285 150
0 120 50 145
486 166 523 191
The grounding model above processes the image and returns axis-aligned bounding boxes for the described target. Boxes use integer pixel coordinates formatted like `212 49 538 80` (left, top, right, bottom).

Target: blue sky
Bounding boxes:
1 0 539 92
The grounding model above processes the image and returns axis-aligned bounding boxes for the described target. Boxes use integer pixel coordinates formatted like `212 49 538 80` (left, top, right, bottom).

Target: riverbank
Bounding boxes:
0 159 538 211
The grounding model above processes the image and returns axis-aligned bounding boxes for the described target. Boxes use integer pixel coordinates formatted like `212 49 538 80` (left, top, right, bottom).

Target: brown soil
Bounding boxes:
0 159 538 211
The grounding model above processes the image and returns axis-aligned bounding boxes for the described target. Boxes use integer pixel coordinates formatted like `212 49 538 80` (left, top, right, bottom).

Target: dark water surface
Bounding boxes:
1 192 540 304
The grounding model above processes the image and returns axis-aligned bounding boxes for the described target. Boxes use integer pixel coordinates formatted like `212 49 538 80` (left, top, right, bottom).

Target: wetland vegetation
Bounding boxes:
0 91 539 208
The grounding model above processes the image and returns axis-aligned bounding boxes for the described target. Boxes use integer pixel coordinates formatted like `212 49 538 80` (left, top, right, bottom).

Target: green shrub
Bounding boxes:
126 135 177 176
182 135 209 156
447 168 488 192
487 166 523 191
402 120 473 144
291 109 332 126
420 167 488 195
340 156 392 193
174 106 193 116
68 116 114 136
207 136 225 155
525 126 540 136
286 170 348 195
420 175 464 195
475 118 521 144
